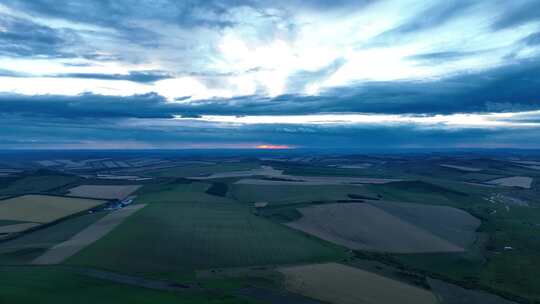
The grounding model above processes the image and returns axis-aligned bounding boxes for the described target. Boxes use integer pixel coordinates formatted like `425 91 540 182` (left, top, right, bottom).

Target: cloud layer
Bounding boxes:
0 0 540 148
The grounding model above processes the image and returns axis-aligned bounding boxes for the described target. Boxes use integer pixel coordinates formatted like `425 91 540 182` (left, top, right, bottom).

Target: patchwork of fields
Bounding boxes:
0 212 108 264
137 182 235 204
33 204 146 265
1 154 540 303
68 202 347 277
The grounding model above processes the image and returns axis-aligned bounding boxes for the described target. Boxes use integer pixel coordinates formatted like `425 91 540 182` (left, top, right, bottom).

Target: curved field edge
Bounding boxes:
285 203 479 253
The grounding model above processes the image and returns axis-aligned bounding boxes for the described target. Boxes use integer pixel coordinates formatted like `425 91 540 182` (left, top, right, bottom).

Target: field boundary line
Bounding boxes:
32 204 146 265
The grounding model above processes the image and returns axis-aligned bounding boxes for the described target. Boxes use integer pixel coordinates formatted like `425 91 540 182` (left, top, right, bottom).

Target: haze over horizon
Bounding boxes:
1 0 540 149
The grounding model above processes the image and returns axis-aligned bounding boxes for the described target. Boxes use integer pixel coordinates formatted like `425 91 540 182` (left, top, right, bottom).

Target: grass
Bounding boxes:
68 202 347 279
479 206 540 300
394 251 486 282
137 182 235 204
230 183 375 205
0 267 262 304
365 180 472 208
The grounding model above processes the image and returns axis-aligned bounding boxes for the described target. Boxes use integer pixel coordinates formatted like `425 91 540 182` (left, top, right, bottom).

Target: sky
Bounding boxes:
1 0 540 150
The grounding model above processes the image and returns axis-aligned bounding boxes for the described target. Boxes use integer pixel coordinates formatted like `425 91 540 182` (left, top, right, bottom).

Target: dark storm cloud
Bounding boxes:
2 0 376 25
2 0 242 31
0 14 77 58
2 113 539 149
57 70 174 83
521 32 540 46
491 0 540 30
406 51 485 64
2 56 540 119
0 92 172 119
173 56 540 115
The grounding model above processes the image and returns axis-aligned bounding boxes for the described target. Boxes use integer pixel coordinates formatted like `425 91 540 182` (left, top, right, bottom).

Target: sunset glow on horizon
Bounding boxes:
255 144 293 149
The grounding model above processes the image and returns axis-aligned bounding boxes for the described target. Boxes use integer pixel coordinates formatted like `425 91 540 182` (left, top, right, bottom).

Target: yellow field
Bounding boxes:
0 195 105 223
280 263 438 304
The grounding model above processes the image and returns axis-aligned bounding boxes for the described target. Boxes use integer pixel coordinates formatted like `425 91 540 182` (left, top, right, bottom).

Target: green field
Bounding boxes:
230 183 375 205
68 201 347 279
137 182 236 204
479 205 540 300
0 267 261 304
391 205 540 301
0 172 79 195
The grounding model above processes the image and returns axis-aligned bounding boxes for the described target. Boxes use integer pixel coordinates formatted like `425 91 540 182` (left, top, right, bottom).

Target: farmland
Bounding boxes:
33 204 146 265
0 212 108 264
144 162 260 178
0 223 39 234
0 267 262 304
280 263 438 304
486 176 533 188
0 195 105 223
230 183 376 205
0 172 80 196
68 201 347 278
137 182 235 204
66 185 142 200
286 203 477 253
1 151 540 303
